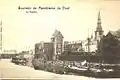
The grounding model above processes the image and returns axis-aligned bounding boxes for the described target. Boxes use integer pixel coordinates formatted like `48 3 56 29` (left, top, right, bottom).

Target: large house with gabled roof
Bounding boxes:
51 29 64 60
35 29 64 60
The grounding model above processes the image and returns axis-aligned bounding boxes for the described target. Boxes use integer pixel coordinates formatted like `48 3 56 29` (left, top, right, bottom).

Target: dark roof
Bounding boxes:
51 29 64 38
116 29 120 38
108 30 120 38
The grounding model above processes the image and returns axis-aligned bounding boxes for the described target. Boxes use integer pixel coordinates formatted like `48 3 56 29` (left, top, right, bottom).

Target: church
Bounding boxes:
63 11 104 53
82 11 104 53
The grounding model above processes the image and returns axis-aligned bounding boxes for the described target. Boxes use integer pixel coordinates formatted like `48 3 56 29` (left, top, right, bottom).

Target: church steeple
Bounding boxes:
95 11 104 40
96 11 103 32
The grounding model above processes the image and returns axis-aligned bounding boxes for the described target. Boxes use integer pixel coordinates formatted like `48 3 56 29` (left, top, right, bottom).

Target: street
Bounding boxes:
0 59 120 80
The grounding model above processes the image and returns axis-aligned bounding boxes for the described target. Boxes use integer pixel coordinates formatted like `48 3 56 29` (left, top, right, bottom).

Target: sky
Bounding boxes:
0 0 120 52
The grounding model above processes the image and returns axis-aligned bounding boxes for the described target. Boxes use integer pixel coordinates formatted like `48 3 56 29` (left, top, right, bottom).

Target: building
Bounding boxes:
82 39 98 52
34 29 64 60
95 11 104 41
35 42 54 60
1 50 18 58
98 30 120 63
82 11 104 53
109 29 120 40
51 29 64 60
64 40 83 52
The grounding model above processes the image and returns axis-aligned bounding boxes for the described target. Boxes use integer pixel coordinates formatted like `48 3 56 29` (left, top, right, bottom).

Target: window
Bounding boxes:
39 45 42 50
58 44 61 48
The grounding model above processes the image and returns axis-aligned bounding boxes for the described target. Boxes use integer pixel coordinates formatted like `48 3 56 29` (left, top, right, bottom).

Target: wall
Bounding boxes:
59 55 101 62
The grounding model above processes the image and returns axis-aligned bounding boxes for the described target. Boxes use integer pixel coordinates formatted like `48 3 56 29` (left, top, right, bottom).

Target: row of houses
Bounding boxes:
0 50 18 58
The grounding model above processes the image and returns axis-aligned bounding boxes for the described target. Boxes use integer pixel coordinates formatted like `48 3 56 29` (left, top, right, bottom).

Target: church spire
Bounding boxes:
95 11 104 40
96 11 103 32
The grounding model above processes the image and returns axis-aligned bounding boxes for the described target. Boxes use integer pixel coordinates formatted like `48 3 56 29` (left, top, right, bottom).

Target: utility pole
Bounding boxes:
87 28 91 68
0 21 2 54
88 28 90 54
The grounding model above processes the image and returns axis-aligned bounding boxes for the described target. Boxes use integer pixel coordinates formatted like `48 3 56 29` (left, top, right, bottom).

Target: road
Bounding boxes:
0 59 120 80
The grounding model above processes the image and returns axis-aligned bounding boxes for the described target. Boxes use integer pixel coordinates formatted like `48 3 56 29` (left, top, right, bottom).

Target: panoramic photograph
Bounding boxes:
0 0 120 80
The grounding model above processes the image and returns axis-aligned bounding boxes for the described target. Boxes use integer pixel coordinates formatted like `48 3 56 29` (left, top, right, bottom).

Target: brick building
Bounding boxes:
35 29 64 60
35 42 54 60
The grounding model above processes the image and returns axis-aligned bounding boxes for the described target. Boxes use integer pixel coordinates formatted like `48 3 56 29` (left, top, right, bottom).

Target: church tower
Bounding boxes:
95 11 104 41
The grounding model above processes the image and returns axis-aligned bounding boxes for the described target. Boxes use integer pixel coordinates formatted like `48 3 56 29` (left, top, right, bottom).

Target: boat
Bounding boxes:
64 62 92 76
87 63 120 78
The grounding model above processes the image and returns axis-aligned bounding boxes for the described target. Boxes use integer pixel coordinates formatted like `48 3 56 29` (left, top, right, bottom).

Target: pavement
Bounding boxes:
0 59 120 80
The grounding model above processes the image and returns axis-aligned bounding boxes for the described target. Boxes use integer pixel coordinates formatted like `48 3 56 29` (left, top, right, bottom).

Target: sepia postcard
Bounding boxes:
0 0 120 80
